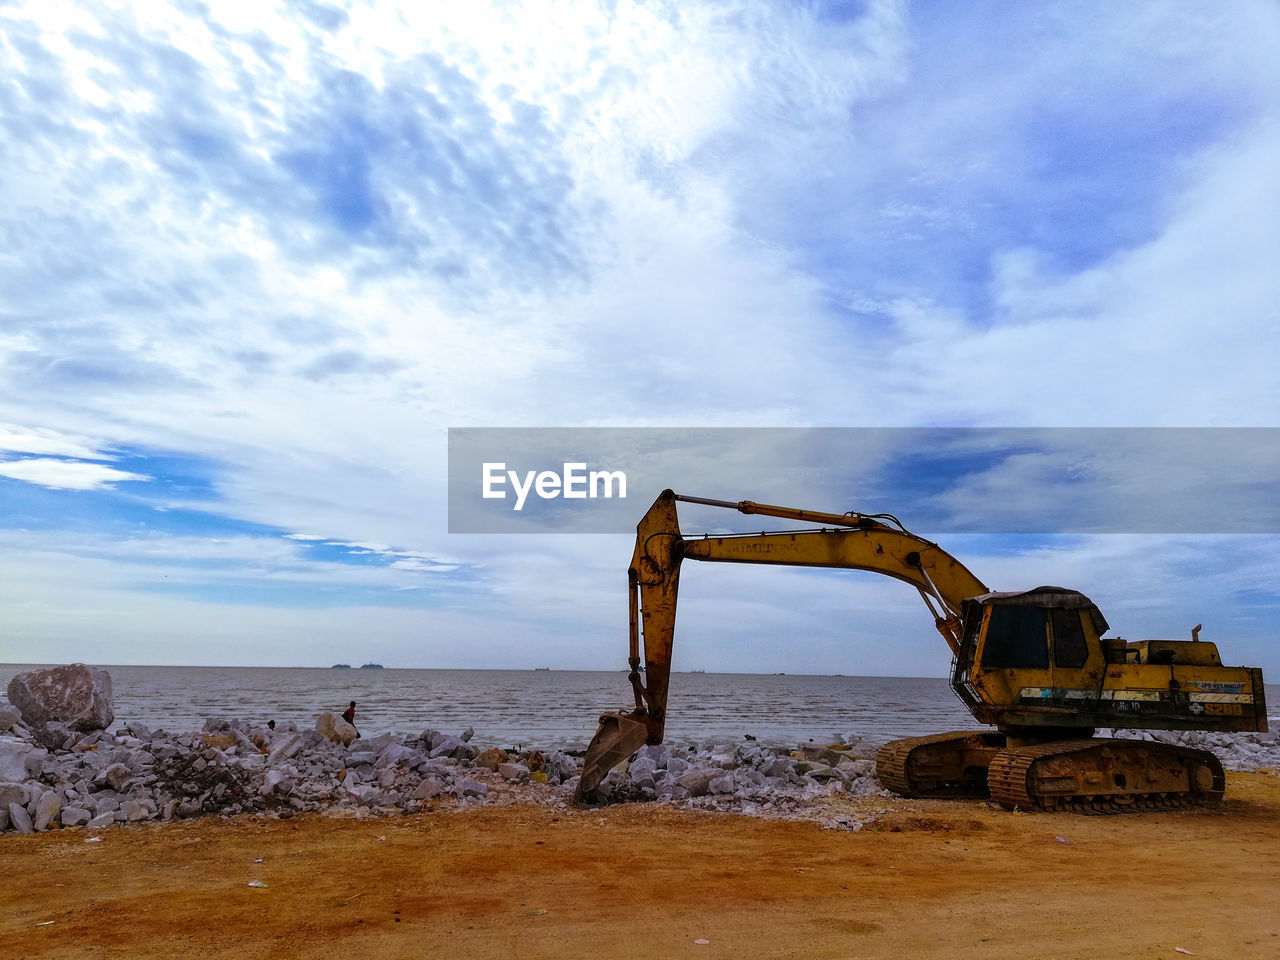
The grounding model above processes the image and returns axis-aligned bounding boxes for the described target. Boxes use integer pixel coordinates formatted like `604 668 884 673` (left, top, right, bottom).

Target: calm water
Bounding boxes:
3 665 1276 751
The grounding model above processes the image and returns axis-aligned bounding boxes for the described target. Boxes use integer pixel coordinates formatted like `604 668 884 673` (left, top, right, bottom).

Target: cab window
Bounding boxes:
980 606 1049 669
1051 609 1089 668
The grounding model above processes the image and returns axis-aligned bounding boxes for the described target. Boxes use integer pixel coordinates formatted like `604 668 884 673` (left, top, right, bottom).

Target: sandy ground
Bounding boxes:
4 772 1280 960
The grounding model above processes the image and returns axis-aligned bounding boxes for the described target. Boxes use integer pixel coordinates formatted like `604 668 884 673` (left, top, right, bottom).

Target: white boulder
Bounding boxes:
33 791 62 831
0 742 44 782
315 713 358 746
268 733 305 763
8 801 33 833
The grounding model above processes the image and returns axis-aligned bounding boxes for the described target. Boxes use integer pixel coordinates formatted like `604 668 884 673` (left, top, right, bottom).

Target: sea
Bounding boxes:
3 665 1277 752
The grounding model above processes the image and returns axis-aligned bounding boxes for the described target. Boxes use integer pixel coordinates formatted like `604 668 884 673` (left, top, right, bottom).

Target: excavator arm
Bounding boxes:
574 489 988 799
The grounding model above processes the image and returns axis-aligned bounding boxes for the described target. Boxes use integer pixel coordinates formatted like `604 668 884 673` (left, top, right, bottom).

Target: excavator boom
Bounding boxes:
575 489 987 798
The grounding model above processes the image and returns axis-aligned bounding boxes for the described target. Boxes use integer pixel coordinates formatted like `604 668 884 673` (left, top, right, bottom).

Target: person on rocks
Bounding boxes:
342 700 360 739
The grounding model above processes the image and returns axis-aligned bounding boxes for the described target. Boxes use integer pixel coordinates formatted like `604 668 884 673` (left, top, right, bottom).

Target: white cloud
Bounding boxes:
0 528 468 598
0 424 108 459
389 557 460 573
875 117 1280 426
0 458 149 490
0 0 1277 671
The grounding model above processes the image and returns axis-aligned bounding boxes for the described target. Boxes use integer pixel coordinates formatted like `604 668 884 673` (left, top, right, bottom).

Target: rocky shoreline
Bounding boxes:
3 664 1278 836
0 704 900 834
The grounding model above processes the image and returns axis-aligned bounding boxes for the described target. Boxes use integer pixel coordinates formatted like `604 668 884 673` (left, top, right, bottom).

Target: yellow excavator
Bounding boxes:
574 490 1268 812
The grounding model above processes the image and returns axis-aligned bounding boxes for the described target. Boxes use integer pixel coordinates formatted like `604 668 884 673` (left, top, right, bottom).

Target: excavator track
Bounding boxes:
876 731 1007 798
988 738 1225 813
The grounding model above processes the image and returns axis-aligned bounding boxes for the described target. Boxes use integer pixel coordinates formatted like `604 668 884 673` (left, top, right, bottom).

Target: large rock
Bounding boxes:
102 763 132 792
267 733 305 764
31 721 72 751
634 744 669 766
411 778 445 799
33 791 61 831
199 733 237 751
8 801 33 834
0 742 44 782
474 748 508 771
763 757 794 777
708 775 735 795
121 800 152 822
175 799 202 819
0 782 30 808
7 664 113 732
260 769 287 796
429 736 464 758
498 762 529 782
629 757 659 782
0 705 21 732
315 713 358 746
374 744 423 769
676 768 720 797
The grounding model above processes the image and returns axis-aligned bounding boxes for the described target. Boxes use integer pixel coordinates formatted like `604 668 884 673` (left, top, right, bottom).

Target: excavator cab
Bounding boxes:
968 588 1106 672
953 587 1266 737
954 588 1107 730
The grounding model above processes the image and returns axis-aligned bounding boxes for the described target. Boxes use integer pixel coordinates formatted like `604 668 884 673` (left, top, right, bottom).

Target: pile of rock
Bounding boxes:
3 665 1277 836
0 706 588 834
0 661 884 834
580 739 885 813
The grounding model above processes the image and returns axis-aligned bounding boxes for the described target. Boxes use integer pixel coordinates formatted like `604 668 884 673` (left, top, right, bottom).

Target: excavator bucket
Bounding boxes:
573 712 650 803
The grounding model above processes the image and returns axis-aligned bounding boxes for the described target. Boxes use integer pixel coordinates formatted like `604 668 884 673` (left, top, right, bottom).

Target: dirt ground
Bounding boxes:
4 772 1280 960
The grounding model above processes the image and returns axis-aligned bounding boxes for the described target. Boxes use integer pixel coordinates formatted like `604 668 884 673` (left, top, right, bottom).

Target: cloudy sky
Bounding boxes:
1 0 1278 677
